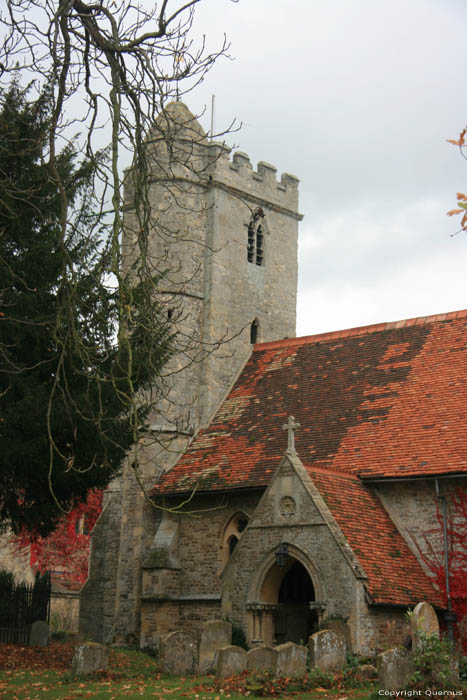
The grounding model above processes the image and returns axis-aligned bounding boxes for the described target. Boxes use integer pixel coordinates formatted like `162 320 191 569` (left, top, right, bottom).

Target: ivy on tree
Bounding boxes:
0 82 172 537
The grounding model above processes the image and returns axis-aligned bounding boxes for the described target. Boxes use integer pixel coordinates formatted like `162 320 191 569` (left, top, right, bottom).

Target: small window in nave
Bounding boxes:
250 319 258 345
221 512 249 568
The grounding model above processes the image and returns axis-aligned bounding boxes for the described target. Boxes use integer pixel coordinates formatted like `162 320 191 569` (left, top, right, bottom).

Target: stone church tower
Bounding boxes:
80 102 302 644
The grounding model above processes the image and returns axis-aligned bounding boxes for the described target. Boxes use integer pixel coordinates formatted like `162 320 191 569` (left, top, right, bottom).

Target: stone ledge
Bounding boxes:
141 593 221 602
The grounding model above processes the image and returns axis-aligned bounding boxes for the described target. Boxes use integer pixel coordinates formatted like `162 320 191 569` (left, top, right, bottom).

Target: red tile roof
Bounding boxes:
308 468 443 606
155 309 467 495
153 309 466 607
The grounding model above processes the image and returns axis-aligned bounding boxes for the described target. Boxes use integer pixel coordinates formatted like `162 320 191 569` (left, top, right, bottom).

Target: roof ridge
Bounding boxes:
254 308 467 351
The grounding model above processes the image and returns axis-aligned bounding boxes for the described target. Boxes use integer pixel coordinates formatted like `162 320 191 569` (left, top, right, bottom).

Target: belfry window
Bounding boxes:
247 208 265 266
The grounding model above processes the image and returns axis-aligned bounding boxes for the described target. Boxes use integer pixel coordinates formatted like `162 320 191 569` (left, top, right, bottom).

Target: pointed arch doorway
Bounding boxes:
247 549 320 646
275 560 317 644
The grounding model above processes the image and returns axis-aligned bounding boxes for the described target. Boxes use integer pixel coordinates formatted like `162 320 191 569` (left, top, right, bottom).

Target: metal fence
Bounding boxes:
0 572 51 644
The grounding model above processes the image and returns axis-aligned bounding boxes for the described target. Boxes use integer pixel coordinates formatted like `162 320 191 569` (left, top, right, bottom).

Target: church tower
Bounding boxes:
79 102 301 644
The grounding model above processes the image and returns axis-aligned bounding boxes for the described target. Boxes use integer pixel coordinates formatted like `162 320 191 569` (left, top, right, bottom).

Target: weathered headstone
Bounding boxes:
29 620 49 647
320 620 352 653
198 619 232 674
71 642 109 677
309 629 346 672
275 641 307 678
160 630 198 675
216 645 247 679
247 645 277 673
410 601 439 650
377 648 414 692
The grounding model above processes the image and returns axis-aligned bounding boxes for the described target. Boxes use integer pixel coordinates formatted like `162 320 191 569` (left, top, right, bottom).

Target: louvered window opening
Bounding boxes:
247 223 264 266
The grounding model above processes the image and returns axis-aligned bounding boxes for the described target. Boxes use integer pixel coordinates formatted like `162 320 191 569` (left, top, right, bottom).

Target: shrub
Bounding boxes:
409 632 458 690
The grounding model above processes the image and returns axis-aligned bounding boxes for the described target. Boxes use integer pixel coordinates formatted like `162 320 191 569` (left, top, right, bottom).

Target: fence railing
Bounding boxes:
0 572 51 644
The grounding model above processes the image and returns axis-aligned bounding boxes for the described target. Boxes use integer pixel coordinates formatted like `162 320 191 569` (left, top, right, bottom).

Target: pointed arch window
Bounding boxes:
221 513 249 568
247 208 265 266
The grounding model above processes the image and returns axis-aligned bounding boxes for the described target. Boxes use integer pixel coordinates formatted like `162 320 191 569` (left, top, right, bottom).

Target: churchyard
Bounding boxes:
1 602 466 700
0 640 376 700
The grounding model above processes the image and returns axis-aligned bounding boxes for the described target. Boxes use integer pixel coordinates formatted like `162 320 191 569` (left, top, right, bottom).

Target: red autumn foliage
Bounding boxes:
11 490 102 589
412 487 467 653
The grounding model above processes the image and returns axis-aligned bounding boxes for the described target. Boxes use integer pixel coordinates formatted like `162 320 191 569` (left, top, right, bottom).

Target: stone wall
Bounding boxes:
79 482 124 643
200 142 300 423
177 493 260 595
375 478 465 578
358 605 410 656
140 491 260 648
50 591 80 633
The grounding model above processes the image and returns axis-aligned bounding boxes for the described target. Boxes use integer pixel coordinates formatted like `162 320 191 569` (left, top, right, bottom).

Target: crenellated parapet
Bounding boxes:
206 141 300 217
124 102 300 218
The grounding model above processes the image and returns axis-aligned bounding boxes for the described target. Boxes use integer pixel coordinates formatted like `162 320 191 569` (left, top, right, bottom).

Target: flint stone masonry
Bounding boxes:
377 647 414 692
160 630 198 675
246 646 277 673
71 642 109 677
29 621 49 647
410 601 439 650
198 619 232 674
275 642 307 678
320 620 352 653
308 630 346 672
216 645 247 679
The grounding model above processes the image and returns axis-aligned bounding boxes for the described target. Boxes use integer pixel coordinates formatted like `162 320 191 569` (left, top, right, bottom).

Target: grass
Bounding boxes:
0 642 375 700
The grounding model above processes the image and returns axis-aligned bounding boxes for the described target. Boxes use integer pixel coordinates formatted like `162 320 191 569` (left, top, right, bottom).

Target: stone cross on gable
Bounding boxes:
283 415 300 452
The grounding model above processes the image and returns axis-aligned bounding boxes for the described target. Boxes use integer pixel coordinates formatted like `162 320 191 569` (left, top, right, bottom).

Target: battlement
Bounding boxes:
207 140 301 215
137 103 301 215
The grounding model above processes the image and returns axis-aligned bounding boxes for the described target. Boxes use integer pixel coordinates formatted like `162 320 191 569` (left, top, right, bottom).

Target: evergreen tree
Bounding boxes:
0 82 172 536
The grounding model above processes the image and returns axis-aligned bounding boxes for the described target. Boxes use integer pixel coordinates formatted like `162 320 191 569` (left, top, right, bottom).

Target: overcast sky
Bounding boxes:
186 0 467 336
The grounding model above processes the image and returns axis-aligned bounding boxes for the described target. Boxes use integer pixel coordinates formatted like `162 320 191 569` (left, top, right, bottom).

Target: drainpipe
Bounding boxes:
435 479 456 642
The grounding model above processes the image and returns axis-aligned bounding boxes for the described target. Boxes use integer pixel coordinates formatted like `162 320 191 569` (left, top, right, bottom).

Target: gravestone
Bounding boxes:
29 621 49 647
410 601 439 650
320 620 352 653
160 631 198 675
247 645 277 673
198 619 232 674
275 641 307 678
71 642 109 677
377 648 414 691
216 645 247 679
309 629 346 672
